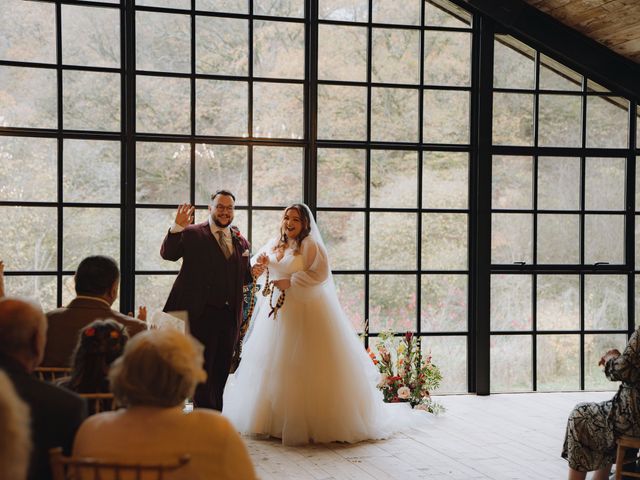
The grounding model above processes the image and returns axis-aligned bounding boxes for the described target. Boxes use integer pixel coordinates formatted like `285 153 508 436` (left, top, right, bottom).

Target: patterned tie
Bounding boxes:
217 230 232 259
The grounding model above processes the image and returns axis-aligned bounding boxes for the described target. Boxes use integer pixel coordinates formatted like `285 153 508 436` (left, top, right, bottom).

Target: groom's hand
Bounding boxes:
175 203 195 228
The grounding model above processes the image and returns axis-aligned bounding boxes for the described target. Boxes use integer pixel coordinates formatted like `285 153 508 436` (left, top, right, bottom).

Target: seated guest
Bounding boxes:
73 328 257 480
0 369 31 480
562 329 640 480
43 255 147 367
0 297 87 480
58 320 129 415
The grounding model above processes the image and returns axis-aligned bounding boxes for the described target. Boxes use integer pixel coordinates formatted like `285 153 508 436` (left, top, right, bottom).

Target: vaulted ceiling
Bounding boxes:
521 0 640 64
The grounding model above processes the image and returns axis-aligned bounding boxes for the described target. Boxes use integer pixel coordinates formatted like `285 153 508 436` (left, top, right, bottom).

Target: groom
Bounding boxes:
160 189 263 410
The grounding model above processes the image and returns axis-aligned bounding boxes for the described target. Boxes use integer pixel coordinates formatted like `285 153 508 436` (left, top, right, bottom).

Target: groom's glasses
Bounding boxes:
215 205 234 212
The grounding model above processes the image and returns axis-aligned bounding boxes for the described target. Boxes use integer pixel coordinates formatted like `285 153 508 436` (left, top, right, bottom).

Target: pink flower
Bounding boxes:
415 403 430 412
397 386 411 400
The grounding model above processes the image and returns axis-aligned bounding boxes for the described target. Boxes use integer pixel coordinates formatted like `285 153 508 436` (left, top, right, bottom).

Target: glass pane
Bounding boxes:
637 155 640 211
136 11 190 73
372 0 420 25
369 274 416 332
370 150 417 208
135 274 178 315
136 209 182 271
493 35 535 89
0 137 56 202
0 0 56 63
136 143 190 205
136 76 190 134
539 55 582 91
63 71 120 131
424 336 467 394
537 275 579 330
317 85 367 141
637 217 640 270
421 274 467 332
3 275 57 312
491 213 532 264
0 207 57 271
423 152 468 209
137 0 190 7
195 144 248 206
251 209 283 253
424 1 471 28
252 147 303 205
64 139 120 204
538 95 582 147
63 208 120 271
537 214 579 264
197 0 247 14
584 215 624 264
196 16 248 76
372 28 420 84
0 66 57 129
491 155 532 210
585 157 626 211
318 25 367 82
255 0 304 17
62 5 120 68
422 213 468 270
492 93 534 146
371 87 419 143
586 96 629 148
424 31 471 86
253 82 303 139
537 157 580 211
585 334 628 391
334 275 365 332
370 213 416 270
317 149 366 208
490 274 531 331
537 335 579 391
254 20 305 79
196 80 248 137
319 0 368 22
584 275 626 330
317 211 365 270
423 90 470 144
490 335 532 392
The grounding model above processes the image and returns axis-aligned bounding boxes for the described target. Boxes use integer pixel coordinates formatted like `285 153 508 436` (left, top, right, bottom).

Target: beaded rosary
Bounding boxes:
244 267 286 322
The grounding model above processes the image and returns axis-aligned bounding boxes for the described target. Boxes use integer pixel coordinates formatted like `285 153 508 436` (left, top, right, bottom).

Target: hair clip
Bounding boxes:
84 327 96 337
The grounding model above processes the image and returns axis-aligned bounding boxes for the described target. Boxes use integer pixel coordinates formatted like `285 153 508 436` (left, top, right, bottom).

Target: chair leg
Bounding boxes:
615 444 626 480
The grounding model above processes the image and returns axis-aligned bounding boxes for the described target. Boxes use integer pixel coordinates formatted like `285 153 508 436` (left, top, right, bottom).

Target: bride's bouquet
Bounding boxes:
368 331 444 414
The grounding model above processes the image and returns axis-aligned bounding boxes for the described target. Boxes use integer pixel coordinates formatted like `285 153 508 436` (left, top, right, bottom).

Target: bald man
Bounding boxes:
0 297 87 480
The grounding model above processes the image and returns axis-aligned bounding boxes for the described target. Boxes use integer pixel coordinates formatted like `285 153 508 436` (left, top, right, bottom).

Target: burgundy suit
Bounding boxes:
160 221 251 410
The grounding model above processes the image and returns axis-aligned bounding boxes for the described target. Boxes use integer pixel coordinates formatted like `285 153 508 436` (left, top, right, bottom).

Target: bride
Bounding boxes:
223 203 412 445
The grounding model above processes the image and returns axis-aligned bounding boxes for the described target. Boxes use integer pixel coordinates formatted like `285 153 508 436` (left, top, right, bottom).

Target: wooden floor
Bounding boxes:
244 391 613 479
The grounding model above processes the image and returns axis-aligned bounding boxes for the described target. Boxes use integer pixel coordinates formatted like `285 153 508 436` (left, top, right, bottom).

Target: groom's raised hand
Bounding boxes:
175 203 195 228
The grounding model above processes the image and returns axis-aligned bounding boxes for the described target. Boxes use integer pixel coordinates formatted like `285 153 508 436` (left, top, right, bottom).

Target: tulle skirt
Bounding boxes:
223 284 412 445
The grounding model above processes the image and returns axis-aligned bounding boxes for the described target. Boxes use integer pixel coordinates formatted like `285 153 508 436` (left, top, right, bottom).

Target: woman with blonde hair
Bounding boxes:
72 328 256 479
0 369 31 480
224 204 411 445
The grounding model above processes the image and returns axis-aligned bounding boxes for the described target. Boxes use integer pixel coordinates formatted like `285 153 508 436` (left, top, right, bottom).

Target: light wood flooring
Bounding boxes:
244 391 614 480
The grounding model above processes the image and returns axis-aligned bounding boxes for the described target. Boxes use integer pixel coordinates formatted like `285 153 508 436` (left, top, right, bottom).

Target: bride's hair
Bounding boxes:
274 204 311 255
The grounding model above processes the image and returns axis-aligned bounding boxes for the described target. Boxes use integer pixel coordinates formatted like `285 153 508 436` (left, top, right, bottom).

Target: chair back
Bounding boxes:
78 393 117 414
49 447 190 480
35 367 72 382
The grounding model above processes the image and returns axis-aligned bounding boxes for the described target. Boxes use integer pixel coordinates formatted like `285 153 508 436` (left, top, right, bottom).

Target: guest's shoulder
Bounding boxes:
187 409 234 431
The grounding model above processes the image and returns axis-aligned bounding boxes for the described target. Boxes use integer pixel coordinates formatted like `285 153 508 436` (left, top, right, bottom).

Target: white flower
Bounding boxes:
397 386 411 400
414 403 429 412
377 374 389 388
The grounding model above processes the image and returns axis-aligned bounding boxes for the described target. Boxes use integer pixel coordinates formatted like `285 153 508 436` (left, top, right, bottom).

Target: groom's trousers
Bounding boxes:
190 304 238 411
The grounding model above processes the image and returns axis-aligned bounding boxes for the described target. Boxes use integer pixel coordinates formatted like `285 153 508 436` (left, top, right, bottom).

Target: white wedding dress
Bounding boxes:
223 206 415 445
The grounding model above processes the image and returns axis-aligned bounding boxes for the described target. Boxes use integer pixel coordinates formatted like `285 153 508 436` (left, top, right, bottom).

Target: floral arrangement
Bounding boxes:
368 331 444 414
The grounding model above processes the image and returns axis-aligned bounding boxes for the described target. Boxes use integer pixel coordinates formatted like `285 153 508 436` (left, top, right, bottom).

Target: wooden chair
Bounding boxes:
615 436 640 479
78 393 117 414
49 447 190 480
35 367 72 382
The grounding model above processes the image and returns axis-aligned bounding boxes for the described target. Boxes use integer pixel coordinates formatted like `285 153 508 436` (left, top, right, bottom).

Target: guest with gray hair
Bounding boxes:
72 328 257 480
0 297 87 480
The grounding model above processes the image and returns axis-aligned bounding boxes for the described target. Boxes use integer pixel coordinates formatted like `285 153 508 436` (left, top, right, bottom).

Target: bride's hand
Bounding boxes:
273 279 291 291
257 253 269 266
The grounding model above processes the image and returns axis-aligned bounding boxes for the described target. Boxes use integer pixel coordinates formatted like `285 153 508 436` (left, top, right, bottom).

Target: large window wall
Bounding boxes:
1 0 638 394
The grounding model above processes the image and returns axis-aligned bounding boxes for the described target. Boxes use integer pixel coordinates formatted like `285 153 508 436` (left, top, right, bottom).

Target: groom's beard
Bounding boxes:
213 215 232 228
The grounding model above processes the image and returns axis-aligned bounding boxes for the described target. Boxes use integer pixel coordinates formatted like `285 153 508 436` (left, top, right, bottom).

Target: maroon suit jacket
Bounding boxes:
43 297 147 367
160 222 252 331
